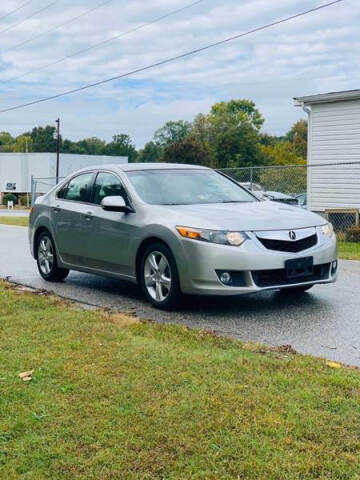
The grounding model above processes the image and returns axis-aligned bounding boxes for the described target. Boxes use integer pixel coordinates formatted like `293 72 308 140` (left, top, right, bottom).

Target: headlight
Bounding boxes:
176 226 249 246
321 223 334 238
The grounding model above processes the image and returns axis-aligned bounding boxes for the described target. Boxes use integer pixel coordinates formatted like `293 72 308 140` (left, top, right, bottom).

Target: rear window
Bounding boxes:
58 172 94 203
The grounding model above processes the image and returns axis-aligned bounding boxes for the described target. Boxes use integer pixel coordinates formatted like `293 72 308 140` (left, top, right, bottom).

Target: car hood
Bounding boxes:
161 201 325 231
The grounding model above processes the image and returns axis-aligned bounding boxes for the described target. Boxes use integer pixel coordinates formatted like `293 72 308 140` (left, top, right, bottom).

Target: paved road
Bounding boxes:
1 224 359 366
0 209 30 217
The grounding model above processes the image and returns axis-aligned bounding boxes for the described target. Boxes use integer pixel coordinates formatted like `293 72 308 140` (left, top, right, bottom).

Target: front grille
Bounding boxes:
252 263 330 288
257 233 317 253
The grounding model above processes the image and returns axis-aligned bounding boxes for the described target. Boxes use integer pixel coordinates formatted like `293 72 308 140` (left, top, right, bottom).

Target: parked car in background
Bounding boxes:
265 191 298 206
296 193 307 209
29 163 338 310
238 182 268 201
239 182 298 205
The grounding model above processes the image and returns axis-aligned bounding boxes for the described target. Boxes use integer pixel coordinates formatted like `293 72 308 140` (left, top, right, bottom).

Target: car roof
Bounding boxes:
74 163 210 174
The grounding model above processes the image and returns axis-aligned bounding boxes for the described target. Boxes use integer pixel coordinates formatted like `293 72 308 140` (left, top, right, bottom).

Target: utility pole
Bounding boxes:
55 118 60 184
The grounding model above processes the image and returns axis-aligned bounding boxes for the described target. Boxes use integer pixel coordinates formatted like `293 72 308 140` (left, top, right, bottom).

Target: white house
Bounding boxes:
0 152 128 203
294 90 360 221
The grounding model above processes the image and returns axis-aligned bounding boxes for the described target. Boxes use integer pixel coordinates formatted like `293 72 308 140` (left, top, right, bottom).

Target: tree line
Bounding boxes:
0 99 307 168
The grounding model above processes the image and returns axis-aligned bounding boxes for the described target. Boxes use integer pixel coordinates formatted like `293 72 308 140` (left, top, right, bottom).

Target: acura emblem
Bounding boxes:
289 231 296 241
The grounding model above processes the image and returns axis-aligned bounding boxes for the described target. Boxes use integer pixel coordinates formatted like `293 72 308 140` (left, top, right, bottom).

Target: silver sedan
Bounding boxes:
29 163 338 309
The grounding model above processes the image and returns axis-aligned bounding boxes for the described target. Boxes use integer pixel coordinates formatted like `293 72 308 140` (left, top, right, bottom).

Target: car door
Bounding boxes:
85 171 137 277
52 171 95 266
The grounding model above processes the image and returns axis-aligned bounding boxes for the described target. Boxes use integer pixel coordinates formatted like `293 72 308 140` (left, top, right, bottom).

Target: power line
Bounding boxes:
3 0 114 53
0 0 344 114
0 0 59 36
7 0 206 83
0 0 34 22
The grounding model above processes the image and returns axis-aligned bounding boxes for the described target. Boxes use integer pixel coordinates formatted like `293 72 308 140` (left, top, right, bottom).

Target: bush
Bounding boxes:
18 194 29 206
345 226 360 243
2 193 18 206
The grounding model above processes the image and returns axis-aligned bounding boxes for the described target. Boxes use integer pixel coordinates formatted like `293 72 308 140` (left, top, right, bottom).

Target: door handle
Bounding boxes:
84 211 94 220
53 206 61 213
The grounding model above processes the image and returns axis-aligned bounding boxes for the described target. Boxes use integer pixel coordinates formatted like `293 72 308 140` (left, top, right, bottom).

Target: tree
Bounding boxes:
137 141 162 163
197 99 264 168
213 122 261 169
286 119 308 159
191 114 216 166
0 132 15 151
153 120 192 147
62 139 87 154
105 134 138 162
11 135 33 152
162 137 211 166
76 137 106 155
258 141 306 195
210 99 264 131
260 141 305 166
27 126 59 152
259 132 284 147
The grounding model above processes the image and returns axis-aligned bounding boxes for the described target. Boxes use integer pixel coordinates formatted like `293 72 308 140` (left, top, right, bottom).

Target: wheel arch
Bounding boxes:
135 237 170 282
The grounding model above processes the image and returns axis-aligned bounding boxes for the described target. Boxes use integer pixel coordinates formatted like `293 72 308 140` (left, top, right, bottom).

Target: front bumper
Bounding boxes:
176 231 338 296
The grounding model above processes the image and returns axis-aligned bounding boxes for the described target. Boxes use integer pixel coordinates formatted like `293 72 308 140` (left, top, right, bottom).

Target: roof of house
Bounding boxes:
294 89 360 106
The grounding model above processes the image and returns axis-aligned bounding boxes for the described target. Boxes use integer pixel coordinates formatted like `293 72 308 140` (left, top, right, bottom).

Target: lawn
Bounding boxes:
0 216 29 227
1 282 360 479
338 240 360 261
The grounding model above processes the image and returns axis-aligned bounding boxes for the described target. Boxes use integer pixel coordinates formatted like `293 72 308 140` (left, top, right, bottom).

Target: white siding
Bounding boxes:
308 99 360 211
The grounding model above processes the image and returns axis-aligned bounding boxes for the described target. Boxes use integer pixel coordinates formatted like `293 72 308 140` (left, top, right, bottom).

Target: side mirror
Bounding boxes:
101 196 133 213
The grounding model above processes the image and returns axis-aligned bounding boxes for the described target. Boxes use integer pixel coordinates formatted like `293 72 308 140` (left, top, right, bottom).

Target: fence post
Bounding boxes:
30 177 37 207
250 167 254 191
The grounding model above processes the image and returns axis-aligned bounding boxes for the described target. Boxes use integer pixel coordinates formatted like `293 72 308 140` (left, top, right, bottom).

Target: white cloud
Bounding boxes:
0 0 358 147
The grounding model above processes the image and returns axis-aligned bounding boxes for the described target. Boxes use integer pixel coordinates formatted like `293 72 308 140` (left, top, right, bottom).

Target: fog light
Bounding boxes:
331 260 338 274
220 272 232 285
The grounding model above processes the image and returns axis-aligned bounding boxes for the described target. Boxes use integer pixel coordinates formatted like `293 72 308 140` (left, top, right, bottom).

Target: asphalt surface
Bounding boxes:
1 224 359 366
0 209 30 217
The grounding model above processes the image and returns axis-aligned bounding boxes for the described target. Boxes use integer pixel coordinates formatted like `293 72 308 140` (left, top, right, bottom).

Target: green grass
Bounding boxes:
338 241 360 261
0 216 29 227
1 283 360 479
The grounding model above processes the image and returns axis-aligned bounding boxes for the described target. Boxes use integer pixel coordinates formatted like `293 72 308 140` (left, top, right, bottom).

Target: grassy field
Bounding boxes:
338 240 360 261
1 282 360 479
0 216 29 227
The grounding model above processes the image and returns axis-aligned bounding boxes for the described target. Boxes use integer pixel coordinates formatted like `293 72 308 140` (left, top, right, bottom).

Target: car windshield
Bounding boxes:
127 169 257 206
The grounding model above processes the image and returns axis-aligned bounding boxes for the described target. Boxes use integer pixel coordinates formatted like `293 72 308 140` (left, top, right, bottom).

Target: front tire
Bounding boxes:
36 231 69 282
140 242 181 310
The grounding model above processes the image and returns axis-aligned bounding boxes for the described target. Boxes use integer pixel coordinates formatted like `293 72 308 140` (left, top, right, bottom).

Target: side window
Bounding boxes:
58 173 94 203
93 172 126 205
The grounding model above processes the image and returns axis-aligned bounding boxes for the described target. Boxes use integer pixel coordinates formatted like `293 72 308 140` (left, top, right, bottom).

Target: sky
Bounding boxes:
0 0 358 148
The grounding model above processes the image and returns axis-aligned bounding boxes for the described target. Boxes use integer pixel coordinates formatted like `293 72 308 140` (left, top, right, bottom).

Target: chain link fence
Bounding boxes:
30 176 64 206
220 161 360 238
31 162 360 239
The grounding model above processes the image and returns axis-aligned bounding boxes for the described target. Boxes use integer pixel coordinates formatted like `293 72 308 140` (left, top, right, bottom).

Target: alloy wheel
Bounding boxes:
144 251 172 302
38 236 54 275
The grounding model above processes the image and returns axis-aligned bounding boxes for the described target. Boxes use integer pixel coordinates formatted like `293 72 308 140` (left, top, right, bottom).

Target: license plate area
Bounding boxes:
285 256 314 279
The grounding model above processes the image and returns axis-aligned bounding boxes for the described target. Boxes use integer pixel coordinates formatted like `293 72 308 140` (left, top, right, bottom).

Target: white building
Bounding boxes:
294 90 360 220
0 152 128 202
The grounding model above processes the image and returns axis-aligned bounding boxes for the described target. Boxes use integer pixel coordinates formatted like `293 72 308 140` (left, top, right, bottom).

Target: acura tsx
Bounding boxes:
29 163 338 309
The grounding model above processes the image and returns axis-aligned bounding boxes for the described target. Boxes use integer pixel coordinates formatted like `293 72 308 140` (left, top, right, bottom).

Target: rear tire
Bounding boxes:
36 231 69 282
140 242 181 310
